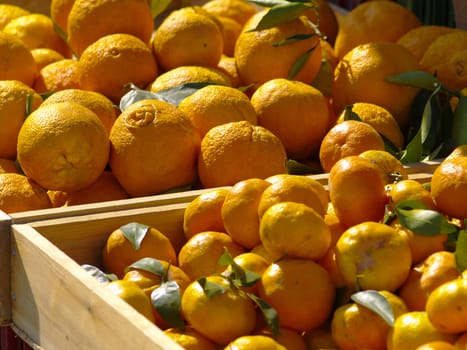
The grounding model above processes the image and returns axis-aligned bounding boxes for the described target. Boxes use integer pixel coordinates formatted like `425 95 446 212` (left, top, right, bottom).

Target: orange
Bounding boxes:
416 342 457 350
59 171 130 206
183 188 230 240
335 221 412 292
359 149 408 185
50 0 75 34
331 290 408 350
221 178 271 249
391 220 448 266
217 15 242 57
224 335 287 350
105 279 155 322
333 0 421 59
446 144 467 160
250 78 330 161
40 88 118 135
419 31 467 91
0 173 52 214
430 156 467 219
216 54 242 87
234 9 322 89
102 222 178 279
387 311 457 350
255 326 307 350
16 101 109 192
178 230 245 281
0 80 43 159
0 159 18 174
0 4 30 30
328 155 387 228
197 121 287 188
259 201 331 261
0 32 37 86
123 260 191 298
201 0 257 27
426 278 467 334
181 274 257 345
109 99 200 197
30 48 65 71
387 178 437 211
398 251 460 311
152 6 224 71
250 243 274 264
148 65 231 93
258 174 329 219
317 211 347 288
123 259 191 329
177 84 258 138
163 326 218 350
221 252 269 294
337 102 405 151
67 0 154 57
258 258 335 332
78 33 158 104
332 42 421 129
33 58 81 93
2 13 69 56
303 0 339 45
397 25 459 62
319 120 385 173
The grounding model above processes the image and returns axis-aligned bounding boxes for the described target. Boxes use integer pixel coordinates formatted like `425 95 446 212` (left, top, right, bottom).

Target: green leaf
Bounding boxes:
400 116 422 163
248 2 311 31
342 105 361 121
451 95 467 146
149 0 172 19
273 33 316 47
288 45 315 80
386 71 440 91
26 93 34 117
351 290 395 327
120 222 150 250
247 0 289 7
286 159 322 175
120 82 221 110
119 84 161 111
310 58 333 97
247 293 280 338
82 264 117 283
197 277 226 298
125 257 165 276
395 203 457 236
218 249 261 288
151 281 185 330
455 228 467 272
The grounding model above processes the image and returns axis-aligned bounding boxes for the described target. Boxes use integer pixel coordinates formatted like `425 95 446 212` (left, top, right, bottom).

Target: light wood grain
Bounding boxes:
11 223 183 350
0 211 12 324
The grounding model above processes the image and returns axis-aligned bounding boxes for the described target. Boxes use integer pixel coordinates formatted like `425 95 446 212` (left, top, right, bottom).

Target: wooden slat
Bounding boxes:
10 223 183 350
0 211 12 325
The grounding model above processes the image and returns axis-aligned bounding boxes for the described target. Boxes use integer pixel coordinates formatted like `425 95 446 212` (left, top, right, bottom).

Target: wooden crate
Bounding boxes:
1 160 441 348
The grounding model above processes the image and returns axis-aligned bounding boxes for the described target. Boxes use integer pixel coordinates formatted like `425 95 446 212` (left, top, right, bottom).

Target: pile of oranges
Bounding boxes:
98 145 467 350
0 0 466 347
0 0 465 214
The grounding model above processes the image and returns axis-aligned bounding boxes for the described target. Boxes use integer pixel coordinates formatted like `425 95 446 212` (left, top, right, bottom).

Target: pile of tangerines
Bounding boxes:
96 145 467 350
0 0 466 348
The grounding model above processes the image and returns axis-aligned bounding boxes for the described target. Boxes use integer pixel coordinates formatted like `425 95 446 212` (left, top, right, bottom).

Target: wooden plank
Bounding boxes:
0 211 12 325
26 203 188 266
9 187 223 225
10 224 183 350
